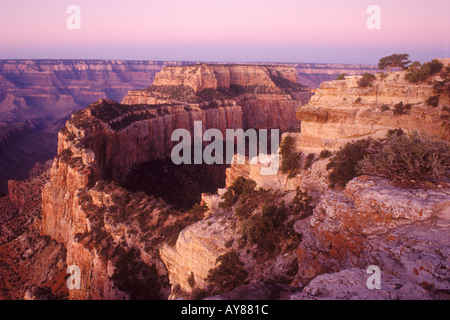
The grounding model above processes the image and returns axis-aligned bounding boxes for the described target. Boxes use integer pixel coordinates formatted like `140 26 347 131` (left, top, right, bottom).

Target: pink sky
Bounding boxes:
0 0 448 63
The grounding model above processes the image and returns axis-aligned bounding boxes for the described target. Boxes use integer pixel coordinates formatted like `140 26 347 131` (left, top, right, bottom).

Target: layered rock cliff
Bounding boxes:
296 71 449 152
160 66 449 300
0 170 68 300
0 59 375 192
36 64 305 299
3 61 447 300
0 60 189 193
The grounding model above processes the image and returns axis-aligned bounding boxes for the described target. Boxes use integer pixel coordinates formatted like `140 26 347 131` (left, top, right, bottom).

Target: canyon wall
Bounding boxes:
0 60 376 192
160 67 450 299
296 71 449 153
38 64 305 299
0 60 188 193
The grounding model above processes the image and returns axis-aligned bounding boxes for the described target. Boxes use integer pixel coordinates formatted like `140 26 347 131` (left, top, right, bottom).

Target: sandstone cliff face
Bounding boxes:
0 59 375 192
296 71 448 152
152 64 297 92
40 99 247 299
32 62 450 300
0 171 67 300
160 211 238 294
123 64 305 132
160 68 449 300
39 63 306 299
0 60 186 194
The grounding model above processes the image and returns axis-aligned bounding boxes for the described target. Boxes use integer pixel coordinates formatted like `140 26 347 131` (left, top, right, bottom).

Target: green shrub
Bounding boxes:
303 153 316 170
219 176 256 209
230 176 256 196
357 73 376 88
188 203 208 220
239 200 288 254
355 97 362 104
406 59 443 83
380 105 390 112
219 189 238 208
426 95 440 107
336 73 346 80
290 187 313 216
426 59 444 75
393 102 406 115
358 132 450 184
206 251 247 295
187 272 196 288
280 136 302 178
319 149 332 159
240 214 276 253
327 138 374 188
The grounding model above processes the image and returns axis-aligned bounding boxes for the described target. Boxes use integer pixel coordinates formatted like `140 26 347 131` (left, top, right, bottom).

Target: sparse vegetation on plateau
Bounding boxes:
358 131 450 185
280 135 302 178
357 73 376 88
205 251 248 295
380 105 390 112
326 138 374 188
405 59 443 83
319 149 332 159
326 130 450 188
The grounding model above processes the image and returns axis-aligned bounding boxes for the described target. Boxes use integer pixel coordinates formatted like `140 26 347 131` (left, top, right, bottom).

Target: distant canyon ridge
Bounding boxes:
0 60 378 193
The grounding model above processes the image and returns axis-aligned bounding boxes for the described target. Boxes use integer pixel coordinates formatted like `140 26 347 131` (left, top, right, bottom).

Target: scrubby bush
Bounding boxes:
406 59 443 83
380 105 390 112
393 102 406 115
426 95 440 107
379 72 389 80
219 176 257 212
303 153 316 170
326 138 373 188
219 177 256 209
239 197 288 255
355 97 362 104
290 187 313 216
358 131 450 184
280 135 302 178
426 59 444 75
187 272 196 288
206 251 247 295
336 73 346 80
241 214 277 253
357 73 376 88
319 149 332 159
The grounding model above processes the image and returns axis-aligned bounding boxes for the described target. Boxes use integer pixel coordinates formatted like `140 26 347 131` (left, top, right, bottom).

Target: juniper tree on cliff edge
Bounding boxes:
378 54 411 72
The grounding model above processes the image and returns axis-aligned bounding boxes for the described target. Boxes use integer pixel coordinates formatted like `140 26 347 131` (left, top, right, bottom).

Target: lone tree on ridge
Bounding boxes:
378 54 411 72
